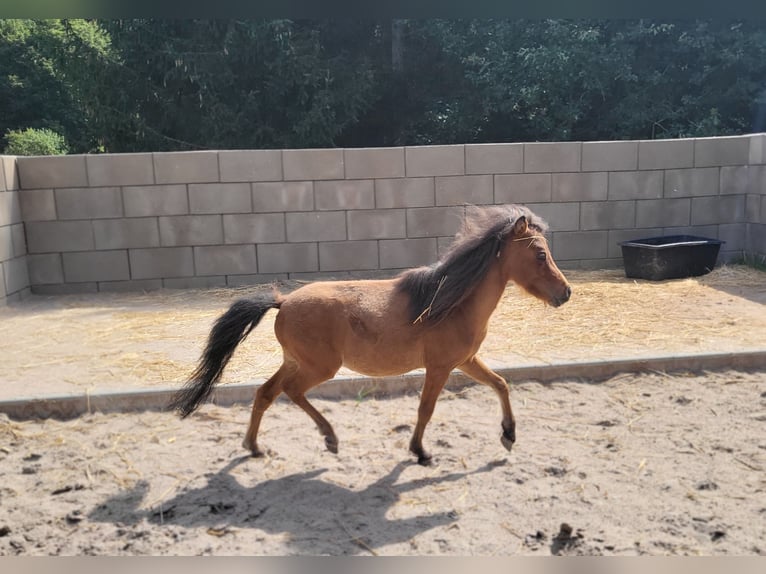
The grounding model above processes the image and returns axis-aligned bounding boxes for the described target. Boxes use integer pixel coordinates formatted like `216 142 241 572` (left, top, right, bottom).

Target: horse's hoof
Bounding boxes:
417 453 433 466
501 430 516 451
325 436 339 454
243 438 262 456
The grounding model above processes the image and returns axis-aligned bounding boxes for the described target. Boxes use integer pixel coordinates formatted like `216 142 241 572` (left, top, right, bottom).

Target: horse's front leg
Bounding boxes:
409 368 451 465
458 356 515 450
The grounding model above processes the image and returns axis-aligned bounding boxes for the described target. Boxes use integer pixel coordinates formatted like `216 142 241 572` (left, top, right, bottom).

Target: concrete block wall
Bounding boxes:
746 134 766 263
7 134 765 297
0 155 29 304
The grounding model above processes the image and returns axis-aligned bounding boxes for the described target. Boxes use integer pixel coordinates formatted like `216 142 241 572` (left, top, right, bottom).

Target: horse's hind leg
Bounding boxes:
409 367 451 466
285 390 339 453
282 366 341 453
458 356 515 450
242 362 294 456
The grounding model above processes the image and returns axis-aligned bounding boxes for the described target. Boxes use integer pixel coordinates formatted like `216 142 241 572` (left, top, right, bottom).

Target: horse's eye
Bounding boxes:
536 251 547 261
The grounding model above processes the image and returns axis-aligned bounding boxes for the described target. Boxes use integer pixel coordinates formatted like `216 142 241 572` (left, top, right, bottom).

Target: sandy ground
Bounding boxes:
0 266 765 400
1 369 765 556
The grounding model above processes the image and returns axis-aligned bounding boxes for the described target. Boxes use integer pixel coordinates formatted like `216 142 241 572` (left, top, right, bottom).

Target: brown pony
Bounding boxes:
169 204 571 465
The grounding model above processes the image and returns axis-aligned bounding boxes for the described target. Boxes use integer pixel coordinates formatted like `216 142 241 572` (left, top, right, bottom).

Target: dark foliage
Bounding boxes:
4 19 766 153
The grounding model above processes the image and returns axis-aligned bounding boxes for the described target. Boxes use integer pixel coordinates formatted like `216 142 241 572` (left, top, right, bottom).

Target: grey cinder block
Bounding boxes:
718 223 745 251
10 223 26 257
223 213 286 244
691 195 745 225
25 220 94 253
286 211 346 242
746 165 766 195
635 198 691 228
749 134 766 165
189 183 252 214
720 166 749 196
123 184 189 217
608 171 663 200
219 150 282 182
638 139 694 170
375 178 434 208
319 241 379 271
17 155 88 189
93 218 161 250
580 201 636 231
495 174 552 203
2 156 19 191
347 209 406 240
129 247 195 279
405 145 464 177
746 223 766 255
252 182 314 212
344 147 405 179
551 231 608 260
315 180 374 210
694 135 750 167
663 168 719 198
379 238 437 269
153 151 219 184
582 141 638 172
27 253 64 285
55 187 122 220
662 224 718 238
406 206 464 238
524 202 580 232
524 142 581 173
194 244 258 276
0 192 21 228
63 250 130 283
745 194 759 224
257 243 318 273
283 149 344 180
435 175 493 206
86 153 154 187
552 172 608 202
159 215 223 246
0 226 12 262
465 143 523 175
19 189 56 221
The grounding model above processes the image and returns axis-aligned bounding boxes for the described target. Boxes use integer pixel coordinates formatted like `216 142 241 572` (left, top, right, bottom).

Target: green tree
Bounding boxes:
423 19 766 142
5 19 766 153
4 127 69 155
0 19 116 153
99 20 379 151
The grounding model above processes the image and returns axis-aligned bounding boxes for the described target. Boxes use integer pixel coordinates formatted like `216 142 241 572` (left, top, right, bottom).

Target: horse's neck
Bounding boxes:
461 261 507 325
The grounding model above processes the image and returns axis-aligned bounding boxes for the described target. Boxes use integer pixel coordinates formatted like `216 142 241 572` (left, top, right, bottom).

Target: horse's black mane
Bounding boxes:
395 204 548 325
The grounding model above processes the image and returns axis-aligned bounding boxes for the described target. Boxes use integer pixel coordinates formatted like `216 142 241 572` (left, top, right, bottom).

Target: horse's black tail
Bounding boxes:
168 293 282 418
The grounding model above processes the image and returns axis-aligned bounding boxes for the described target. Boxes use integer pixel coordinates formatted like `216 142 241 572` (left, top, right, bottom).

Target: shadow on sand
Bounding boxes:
88 456 508 554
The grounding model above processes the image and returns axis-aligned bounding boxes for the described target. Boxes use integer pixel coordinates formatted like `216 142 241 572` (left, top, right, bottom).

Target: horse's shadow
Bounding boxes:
88 457 507 554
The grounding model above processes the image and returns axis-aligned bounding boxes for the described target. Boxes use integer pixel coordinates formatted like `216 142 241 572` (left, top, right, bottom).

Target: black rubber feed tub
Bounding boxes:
619 235 725 281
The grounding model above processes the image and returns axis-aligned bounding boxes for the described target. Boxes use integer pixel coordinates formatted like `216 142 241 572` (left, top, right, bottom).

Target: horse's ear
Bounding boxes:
513 215 528 236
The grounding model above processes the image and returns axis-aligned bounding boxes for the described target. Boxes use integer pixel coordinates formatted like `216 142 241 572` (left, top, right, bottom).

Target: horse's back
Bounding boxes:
275 279 425 376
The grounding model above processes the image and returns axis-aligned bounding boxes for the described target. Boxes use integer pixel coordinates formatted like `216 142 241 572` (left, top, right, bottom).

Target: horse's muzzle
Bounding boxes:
550 285 572 307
